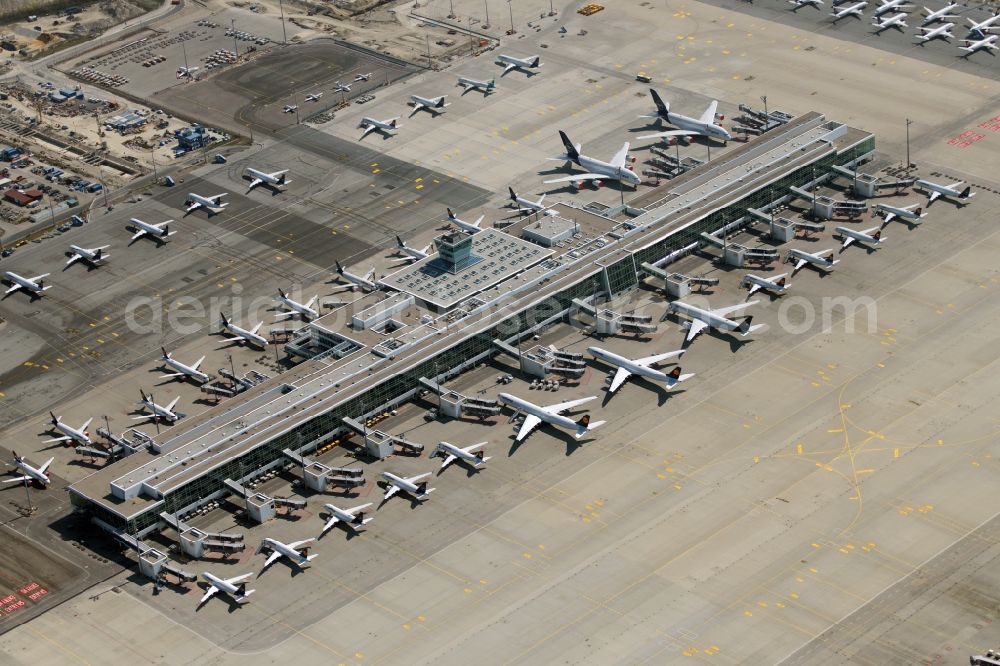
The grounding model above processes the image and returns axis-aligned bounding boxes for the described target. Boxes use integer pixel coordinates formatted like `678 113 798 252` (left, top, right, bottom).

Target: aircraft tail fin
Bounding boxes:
737 316 757 336
416 481 428 495
161 346 170 358
396 235 404 248
49 411 58 424
960 185 972 198
531 56 541 67
872 229 883 241
435 96 447 107
335 260 344 274
278 173 286 184
575 414 606 438
508 187 518 201
220 312 229 328
649 89 668 116
776 276 787 286
558 130 581 162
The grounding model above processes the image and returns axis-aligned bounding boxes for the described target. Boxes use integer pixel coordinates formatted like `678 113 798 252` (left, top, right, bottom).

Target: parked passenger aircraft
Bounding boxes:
789 0 824 10
666 299 765 344
185 192 228 215
917 21 955 41
334 81 351 92
199 572 254 606
66 244 110 267
3 271 51 297
507 188 547 215
354 72 372 82
922 2 958 24
133 389 181 423
875 202 924 224
275 288 319 321
409 94 449 116
304 92 323 102
496 54 542 76
587 346 693 396
545 131 641 188
160 347 210 384
3 452 53 487
432 441 490 471
283 104 298 113
836 225 885 250
129 218 175 243
259 537 318 570
872 12 909 31
359 116 399 139
333 261 378 292
245 167 290 193
960 34 999 54
786 248 840 274
381 471 435 501
967 13 1000 36
497 393 606 442
873 0 913 16
176 66 199 78
320 502 373 536
915 179 975 205
831 2 868 21
457 76 496 95
220 313 269 347
447 207 485 233
394 236 431 263
44 412 93 446
637 90 732 143
741 273 791 298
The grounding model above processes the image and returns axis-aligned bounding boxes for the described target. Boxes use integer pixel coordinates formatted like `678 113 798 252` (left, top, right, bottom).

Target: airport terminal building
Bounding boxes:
69 112 875 536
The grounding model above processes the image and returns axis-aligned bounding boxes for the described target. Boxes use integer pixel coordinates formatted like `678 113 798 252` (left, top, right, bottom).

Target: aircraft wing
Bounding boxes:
699 100 719 125
199 585 220 604
794 258 808 272
185 201 203 212
43 435 72 443
502 63 518 75
408 103 425 117
711 301 758 318
321 516 340 534
165 396 181 412
841 236 855 249
160 372 187 379
3 284 20 296
544 396 598 415
610 142 630 168
927 190 941 203
747 283 762 297
608 367 633 394
3 475 32 485
439 454 457 470
634 349 685 366
383 484 400 500
246 178 263 191
515 414 543 442
685 318 709 343
543 173 610 185
636 129 702 140
264 550 283 568
66 254 81 266
360 125 377 139
288 539 314 551
130 228 148 241
224 336 248 343
38 457 53 474
225 573 254 586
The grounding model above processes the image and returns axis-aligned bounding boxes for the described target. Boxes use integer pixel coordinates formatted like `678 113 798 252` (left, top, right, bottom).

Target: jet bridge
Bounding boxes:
281 448 364 493
829 165 915 198
341 416 426 458
159 512 245 559
570 300 657 336
417 378 502 419
114 530 196 583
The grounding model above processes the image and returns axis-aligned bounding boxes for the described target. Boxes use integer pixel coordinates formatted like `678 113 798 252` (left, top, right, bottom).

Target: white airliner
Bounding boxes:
44 412 93 446
831 2 867 20
446 207 485 234
545 131 641 188
587 346 693 396
176 66 199 78
968 14 1000 36
133 389 180 424
259 537 318 570
334 82 351 93
836 225 885 250
160 347 210 384
3 271 51 297
786 248 840 274
873 0 913 15
922 2 958 24
275 288 319 321
433 441 490 471
872 12 909 31
666 299 765 344
394 236 431 263
199 572 254 606
333 261 378 292
507 188 547 215
66 244 111 267
4 452 53 487
409 94 449 116
496 54 542 76
245 167 290 193
359 117 399 139
960 34 999 54
185 192 228 214
129 218 175 243
381 471 435 501
875 202 925 224
320 502 373 536
637 90 732 143
304 92 324 102
789 0 824 10
283 104 298 113
220 313 269 347
354 73 371 82
497 393 606 442
915 179 975 205
741 273 791 297
457 76 496 95
917 21 955 40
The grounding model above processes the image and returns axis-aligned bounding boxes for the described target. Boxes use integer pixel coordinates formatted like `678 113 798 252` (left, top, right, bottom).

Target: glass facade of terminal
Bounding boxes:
72 134 875 536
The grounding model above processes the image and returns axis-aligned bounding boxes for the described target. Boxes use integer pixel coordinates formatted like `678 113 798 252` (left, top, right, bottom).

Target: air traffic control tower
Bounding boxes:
69 112 875 537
